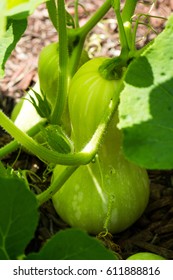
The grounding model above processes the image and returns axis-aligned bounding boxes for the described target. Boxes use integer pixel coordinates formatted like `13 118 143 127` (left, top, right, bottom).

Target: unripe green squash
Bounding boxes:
52 114 150 234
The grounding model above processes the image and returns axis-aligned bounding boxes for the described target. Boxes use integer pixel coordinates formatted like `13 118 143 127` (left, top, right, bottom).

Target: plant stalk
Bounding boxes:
112 0 129 56
0 120 46 159
50 0 69 124
37 165 78 206
79 0 111 37
121 0 138 23
121 0 139 52
74 0 79 28
68 0 111 76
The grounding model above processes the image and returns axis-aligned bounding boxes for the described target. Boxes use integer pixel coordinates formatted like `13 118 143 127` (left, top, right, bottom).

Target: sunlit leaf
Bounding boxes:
0 19 27 77
6 0 48 19
118 14 173 169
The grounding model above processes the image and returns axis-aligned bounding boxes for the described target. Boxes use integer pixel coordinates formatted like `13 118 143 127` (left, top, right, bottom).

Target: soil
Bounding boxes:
1 1 173 260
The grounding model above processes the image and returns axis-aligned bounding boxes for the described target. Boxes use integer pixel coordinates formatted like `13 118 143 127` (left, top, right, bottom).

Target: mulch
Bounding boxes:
1 1 173 260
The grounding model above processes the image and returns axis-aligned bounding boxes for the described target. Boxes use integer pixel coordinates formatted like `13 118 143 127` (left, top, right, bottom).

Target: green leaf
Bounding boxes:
26 228 117 260
7 0 29 9
1 0 47 47
0 162 7 177
0 176 39 259
0 1 6 39
0 18 27 77
46 0 58 30
118 14 173 170
26 88 51 119
6 0 48 19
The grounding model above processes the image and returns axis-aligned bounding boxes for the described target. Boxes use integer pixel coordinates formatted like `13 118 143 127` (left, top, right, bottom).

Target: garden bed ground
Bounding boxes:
1 0 173 260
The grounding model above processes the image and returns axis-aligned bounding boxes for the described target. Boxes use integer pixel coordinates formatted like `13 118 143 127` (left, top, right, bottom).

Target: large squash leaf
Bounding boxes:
118 14 173 169
0 176 39 259
26 228 118 260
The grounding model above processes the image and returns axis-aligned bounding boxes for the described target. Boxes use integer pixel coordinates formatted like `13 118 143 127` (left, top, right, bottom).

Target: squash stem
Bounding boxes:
79 0 111 37
0 119 46 159
68 0 111 77
50 0 69 125
74 0 79 28
112 0 129 57
121 0 139 54
37 165 78 206
121 0 138 23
